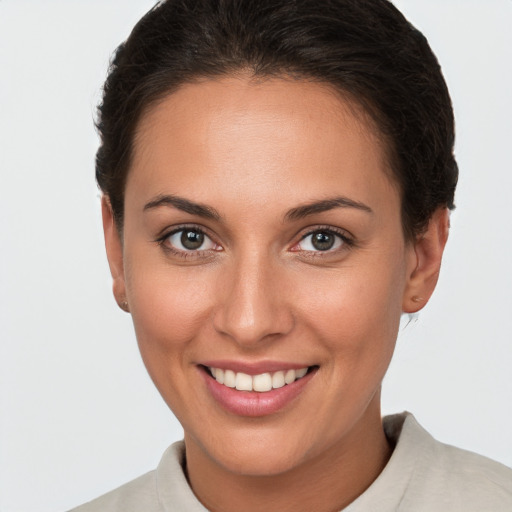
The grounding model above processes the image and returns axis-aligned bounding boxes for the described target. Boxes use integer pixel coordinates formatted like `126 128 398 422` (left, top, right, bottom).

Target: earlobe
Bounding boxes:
402 208 450 313
101 196 129 312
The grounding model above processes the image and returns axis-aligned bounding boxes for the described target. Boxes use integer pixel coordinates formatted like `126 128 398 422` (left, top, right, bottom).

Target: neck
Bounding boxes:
184 400 392 512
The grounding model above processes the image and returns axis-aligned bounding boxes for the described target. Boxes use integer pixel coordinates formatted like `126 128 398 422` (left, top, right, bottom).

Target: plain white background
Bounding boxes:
1 1 511 511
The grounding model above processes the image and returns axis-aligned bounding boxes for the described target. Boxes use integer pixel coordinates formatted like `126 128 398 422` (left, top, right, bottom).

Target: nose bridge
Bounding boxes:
213 248 293 345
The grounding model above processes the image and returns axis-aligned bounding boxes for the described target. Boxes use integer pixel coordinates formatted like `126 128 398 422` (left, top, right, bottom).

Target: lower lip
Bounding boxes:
201 367 317 417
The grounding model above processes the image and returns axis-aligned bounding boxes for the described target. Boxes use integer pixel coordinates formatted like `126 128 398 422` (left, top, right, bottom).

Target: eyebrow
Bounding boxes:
143 194 221 220
285 196 373 221
143 194 372 222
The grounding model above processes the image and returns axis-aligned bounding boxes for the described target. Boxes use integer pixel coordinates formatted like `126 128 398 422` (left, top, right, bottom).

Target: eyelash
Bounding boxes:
155 224 355 259
156 225 220 259
292 226 355 256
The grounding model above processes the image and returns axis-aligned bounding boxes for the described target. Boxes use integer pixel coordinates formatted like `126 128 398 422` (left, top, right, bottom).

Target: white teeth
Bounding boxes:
253 373 272 392
296 367 308 379
284 369 296 385
224 369 236 388
272 371 285 389
209 366 310 392
235 372 253 391
213 367 224 384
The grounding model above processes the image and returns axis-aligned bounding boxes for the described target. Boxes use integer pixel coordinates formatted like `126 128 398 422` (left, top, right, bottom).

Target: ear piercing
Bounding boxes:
120 299 130 312
411 296 424 303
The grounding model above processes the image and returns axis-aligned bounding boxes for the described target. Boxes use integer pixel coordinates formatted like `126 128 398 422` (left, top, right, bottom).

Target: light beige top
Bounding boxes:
69 413 512 511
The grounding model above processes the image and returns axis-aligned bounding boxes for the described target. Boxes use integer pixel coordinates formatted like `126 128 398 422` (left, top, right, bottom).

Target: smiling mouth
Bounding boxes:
204 366 316 392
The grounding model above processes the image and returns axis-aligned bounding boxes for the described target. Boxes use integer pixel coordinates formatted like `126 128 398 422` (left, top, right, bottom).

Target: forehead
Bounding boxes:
127 76 398 216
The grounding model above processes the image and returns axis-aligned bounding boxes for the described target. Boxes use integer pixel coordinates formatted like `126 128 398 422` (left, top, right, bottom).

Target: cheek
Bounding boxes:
123 257 217 422
295 257 406 359
125 256 214 358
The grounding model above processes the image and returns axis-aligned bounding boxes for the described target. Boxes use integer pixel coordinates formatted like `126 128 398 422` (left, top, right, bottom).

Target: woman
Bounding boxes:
70 0 512 510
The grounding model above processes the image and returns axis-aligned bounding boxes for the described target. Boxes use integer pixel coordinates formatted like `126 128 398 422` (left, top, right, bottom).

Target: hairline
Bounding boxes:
120 69 407 236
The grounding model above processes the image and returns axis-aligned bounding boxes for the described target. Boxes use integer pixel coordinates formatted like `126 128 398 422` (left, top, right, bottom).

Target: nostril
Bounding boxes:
212 299 295 346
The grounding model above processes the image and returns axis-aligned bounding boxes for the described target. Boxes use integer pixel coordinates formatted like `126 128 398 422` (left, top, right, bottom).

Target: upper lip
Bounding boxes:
200 360 313 375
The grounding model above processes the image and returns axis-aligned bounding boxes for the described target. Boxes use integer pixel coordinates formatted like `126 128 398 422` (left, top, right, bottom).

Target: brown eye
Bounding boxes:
166 228 217 252
181 230 204 250
293 229 346 253
311 232 335 251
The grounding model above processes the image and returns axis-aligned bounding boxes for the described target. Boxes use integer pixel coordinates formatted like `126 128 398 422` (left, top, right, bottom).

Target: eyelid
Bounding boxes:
155 224 223 256
156 223 215 241
155 223 354 258
290 225 355 252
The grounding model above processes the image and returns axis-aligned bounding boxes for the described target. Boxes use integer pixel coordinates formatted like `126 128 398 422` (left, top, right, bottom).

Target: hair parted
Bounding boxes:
96 0 458 239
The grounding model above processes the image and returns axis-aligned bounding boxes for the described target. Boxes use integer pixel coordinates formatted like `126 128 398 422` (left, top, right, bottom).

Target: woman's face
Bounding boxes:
107 77 423 476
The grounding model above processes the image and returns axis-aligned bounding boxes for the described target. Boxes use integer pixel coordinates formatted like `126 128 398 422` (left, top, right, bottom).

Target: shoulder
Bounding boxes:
68 470 158 512
67 441 205 512
416 433 512 509
391 413 512 511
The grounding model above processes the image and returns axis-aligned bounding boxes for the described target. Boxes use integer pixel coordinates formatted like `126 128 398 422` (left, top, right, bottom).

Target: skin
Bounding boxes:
103 76 449 512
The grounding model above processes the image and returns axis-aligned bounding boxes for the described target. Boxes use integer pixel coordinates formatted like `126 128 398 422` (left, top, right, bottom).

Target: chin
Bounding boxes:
187 422 321 477
215 446 309 477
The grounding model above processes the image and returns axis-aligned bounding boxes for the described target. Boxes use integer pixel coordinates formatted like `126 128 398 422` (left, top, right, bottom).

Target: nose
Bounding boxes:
212 253 294 347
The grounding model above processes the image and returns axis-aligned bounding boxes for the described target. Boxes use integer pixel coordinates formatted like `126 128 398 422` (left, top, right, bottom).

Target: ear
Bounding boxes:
402 208 450 313
102 196 129 312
